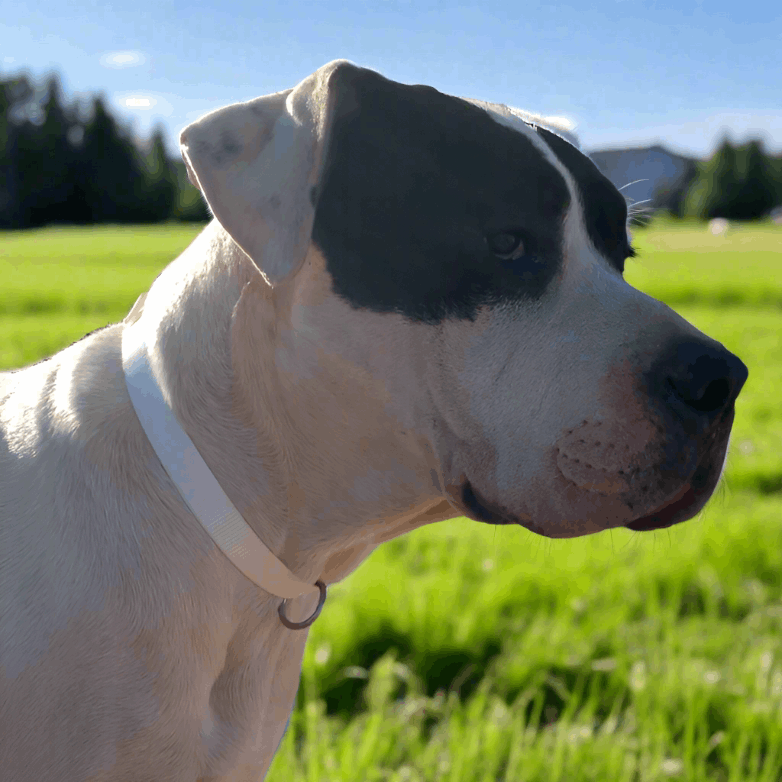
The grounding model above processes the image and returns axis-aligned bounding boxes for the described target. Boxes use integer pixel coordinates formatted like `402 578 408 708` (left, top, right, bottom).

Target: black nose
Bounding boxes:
662 339 748 421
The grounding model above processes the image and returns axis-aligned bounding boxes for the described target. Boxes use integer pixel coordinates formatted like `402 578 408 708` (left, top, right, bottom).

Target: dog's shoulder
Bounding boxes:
0 323 128 591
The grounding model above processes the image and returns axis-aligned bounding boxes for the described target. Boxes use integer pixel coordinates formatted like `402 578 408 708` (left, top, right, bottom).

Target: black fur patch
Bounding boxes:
534 127 633 273
312 65 571 324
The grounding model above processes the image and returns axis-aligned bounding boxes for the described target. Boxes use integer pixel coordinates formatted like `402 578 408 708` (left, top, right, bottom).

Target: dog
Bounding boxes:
0 60 747 781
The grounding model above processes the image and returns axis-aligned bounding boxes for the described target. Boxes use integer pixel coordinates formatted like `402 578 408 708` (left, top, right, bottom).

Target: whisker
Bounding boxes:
618 178 650 192
627 200 657 229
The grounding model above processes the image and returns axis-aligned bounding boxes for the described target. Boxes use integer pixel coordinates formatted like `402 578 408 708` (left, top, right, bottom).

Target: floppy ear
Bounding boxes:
179 59 355 284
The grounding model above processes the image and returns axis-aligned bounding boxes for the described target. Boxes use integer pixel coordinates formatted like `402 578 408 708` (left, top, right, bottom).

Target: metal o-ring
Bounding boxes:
278 580 328 630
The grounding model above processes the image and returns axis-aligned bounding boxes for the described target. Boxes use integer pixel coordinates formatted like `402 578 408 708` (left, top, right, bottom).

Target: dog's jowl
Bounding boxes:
0 60 747 781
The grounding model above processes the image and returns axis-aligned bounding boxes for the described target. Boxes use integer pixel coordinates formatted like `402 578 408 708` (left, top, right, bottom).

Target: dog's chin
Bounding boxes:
454 481 601 537
624 442 725 532
625 408 734 532
623 481 697 531
454 473 711 538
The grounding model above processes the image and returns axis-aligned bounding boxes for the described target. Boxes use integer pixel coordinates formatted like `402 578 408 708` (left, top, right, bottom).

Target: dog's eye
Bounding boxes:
486 231 525 260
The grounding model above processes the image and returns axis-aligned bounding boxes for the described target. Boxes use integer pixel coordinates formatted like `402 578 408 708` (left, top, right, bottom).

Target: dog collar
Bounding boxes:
121 320 326 630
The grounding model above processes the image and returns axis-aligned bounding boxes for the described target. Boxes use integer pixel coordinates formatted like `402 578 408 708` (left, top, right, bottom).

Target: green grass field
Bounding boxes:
2 219 781 781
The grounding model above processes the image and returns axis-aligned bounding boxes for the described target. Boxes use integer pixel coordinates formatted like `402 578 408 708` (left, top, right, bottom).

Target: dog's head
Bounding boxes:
180 60 747 539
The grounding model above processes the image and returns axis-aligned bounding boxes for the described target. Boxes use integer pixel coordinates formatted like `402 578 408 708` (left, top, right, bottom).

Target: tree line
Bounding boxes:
654 137 782 222
680 138 782 221
1 70 781 229
0 71 208 229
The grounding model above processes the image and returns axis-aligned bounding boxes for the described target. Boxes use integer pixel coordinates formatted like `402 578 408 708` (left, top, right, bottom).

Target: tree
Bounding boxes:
138 125 177 221
771 155 782 208
683 137 782 221
683 137 741 219
0 75 33 227
75 96 150 223
18 74 82 226
655 160 698 218
731 140 777 220
0 68 211 227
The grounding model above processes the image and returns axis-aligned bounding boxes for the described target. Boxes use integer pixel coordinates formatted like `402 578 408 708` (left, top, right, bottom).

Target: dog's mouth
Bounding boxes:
624 438 723 531
623 480 696 532
625 406 734 532
451 409 734 535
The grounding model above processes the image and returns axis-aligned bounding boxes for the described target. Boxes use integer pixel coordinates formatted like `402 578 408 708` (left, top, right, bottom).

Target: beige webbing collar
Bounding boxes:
121 320 325 628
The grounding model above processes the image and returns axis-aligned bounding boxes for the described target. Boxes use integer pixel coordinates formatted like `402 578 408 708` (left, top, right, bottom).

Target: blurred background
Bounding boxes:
1 0 780 230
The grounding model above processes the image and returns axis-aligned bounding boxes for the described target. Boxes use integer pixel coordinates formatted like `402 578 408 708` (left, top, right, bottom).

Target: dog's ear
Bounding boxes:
179 59 357 285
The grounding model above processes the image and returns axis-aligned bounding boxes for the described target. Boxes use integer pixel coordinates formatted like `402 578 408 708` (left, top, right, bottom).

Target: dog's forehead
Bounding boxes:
311 67 629 324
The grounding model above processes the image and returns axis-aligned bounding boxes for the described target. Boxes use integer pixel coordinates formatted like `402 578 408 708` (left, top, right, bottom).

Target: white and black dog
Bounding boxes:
0 61 746 781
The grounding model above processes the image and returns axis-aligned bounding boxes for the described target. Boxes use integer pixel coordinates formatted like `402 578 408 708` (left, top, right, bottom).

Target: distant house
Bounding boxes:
588 144 698 216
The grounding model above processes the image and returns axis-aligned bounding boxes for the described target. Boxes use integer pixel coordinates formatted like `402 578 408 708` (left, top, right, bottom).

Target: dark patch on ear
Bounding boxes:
535 127 632 272
205 130 241 166
311 67 571 324
309 185 319 207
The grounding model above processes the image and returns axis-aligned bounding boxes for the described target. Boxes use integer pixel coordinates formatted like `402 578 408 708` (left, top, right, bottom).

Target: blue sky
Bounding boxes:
1 0 779 160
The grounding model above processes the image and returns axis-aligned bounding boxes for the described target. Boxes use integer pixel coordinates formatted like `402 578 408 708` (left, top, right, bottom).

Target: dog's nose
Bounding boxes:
662 339 748 421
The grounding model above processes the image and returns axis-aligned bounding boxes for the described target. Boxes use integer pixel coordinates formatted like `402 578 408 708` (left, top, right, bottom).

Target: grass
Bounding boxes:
0 224 199 368
2 217 781 780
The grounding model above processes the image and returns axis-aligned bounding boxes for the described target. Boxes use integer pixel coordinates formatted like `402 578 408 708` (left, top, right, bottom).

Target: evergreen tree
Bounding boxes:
22 74 81 226
0 75 33 227
770 155 782 208
0 80 15 227
731 140 777 220
76 96 149 223
655 160 698 218
683 137 741 219
139 125 177 221
2 71 211 227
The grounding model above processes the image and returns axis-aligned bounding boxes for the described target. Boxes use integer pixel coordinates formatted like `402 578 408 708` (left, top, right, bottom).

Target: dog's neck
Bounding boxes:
120 222 453 772
131 220 451 598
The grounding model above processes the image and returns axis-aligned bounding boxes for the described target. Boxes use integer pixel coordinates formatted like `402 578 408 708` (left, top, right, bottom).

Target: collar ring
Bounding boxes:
278 579 328 630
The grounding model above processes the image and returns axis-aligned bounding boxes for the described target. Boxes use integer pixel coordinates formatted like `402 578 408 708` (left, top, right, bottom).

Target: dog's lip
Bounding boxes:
450 478 547 533
624 410 734 532
457 480 515 525
623 480 695 532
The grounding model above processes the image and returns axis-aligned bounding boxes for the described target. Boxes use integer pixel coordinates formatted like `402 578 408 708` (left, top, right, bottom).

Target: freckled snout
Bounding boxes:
556 418 658 496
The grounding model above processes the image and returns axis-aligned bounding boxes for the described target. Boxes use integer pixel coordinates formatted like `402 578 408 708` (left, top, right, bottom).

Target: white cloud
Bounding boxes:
100 51 146 69
124 97 153 108
115 92 173 116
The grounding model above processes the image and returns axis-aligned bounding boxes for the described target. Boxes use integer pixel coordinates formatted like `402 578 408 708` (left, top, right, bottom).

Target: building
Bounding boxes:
588 144 697 215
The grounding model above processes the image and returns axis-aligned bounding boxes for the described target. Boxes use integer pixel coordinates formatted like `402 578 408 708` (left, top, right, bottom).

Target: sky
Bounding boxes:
1 0 780 161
